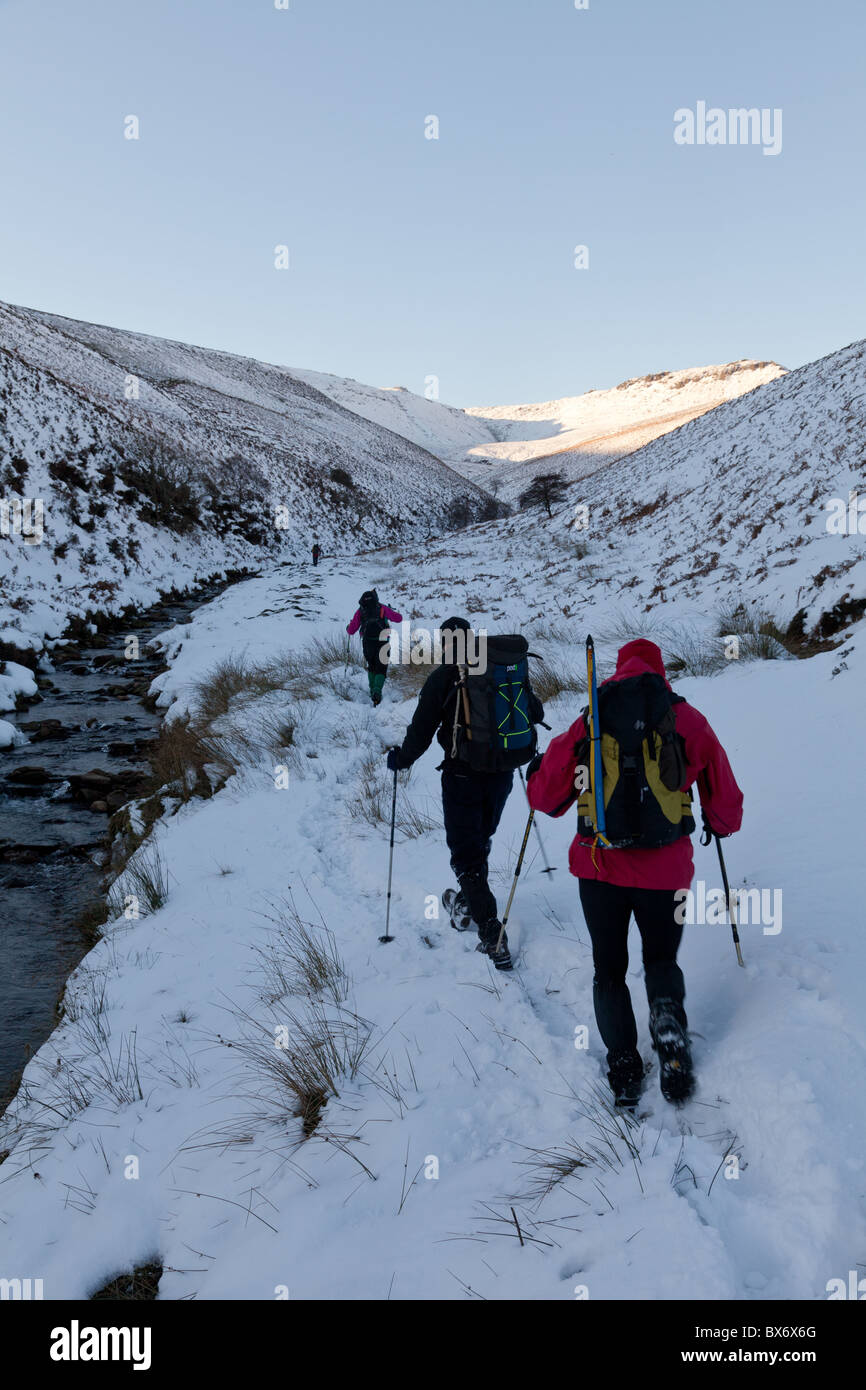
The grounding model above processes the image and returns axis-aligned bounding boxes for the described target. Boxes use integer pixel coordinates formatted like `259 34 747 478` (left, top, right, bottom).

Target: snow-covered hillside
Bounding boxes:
295 360 786 498
357 340 864 650
0 302 491 649
289 368 501 469
0 298 793 654
462 360 787 496
521 339 866 640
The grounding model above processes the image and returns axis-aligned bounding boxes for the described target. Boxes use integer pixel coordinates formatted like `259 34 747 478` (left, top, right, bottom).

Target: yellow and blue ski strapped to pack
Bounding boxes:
586 634 612 853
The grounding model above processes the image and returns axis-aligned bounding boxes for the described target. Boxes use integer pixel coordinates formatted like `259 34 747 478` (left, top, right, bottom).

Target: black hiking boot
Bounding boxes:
476 918 513 971
606 1050 644 1110
442 888 474 932
650 999 694 1105
371 692 381 707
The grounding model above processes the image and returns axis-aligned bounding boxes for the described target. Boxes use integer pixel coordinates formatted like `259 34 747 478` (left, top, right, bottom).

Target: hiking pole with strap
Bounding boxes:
518 766 555 873
495 805 535 952
715 835 745 968
702 818 744 967
380 764 398 943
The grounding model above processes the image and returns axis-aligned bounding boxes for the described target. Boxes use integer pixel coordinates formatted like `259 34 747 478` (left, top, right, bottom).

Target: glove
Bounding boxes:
700 812 731 845
386 747 404 772
526 753 544 780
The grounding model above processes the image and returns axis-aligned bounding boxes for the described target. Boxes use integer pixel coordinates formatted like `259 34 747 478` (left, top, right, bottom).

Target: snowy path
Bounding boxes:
1 549 863 1301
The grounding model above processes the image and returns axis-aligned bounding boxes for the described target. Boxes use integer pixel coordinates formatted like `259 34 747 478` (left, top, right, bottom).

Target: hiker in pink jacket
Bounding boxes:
526 638 743 1108
346 588 403 705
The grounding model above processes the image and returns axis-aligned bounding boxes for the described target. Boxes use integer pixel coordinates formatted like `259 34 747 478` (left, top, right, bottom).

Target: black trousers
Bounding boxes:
362 639 387 677
578 878 686 1062
441 767 513 925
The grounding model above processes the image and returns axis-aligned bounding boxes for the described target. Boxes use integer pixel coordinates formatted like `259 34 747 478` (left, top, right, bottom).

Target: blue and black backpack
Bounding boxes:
452 634 540 772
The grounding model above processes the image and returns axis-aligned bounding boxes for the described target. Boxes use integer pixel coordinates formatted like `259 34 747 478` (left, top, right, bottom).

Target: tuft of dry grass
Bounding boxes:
194 654 258 722
715 605 803 659
149 718 235 797
530 656 587 703
514 1082 643 1203
663 631 729 678
526 617 577 645
90 1260 162 1301
388 656 437 699
219 999 374 1138
306 633 364 672
596 611 664 648
255 899 349 1007
109 845 170 917
346 752 438 838
193 635 367 721
254 705 297 753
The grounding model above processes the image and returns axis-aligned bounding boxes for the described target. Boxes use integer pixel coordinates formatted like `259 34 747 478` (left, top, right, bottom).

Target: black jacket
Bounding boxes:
397 663 544 769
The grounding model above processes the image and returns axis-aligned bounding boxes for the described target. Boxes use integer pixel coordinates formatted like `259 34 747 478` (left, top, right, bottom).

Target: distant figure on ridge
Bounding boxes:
311 541 322 567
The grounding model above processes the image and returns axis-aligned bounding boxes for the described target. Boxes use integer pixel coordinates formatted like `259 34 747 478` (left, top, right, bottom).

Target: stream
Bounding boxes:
0 577 237 1108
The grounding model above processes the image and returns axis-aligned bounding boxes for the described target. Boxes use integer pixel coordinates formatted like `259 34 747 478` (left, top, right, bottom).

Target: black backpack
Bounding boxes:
358 591 389 646
450 635 540 773
575 673 694 848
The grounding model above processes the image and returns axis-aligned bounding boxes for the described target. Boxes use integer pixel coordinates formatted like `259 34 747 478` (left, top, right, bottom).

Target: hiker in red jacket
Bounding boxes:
346 588 403 705
526 638 743 1108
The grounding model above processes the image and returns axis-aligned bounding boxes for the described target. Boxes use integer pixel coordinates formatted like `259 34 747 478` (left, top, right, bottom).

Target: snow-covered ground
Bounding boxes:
0 658 37 713
1 536 863 1301
2 306 864 1301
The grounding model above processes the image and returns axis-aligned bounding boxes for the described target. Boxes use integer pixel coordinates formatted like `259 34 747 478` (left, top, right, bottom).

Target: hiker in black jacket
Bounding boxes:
386 617 544 969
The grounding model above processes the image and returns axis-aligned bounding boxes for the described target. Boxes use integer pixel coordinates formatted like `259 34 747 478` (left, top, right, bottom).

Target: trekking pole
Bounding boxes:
495 807 535 952
714 835 745 967
379 764 398 943
518 766 555 874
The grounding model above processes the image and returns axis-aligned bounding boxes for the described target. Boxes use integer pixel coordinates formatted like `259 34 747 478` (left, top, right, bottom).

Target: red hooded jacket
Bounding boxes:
526 639 743 891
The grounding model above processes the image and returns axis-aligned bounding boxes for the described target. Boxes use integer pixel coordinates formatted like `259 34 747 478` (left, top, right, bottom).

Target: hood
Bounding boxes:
608 638 669 684
439 616 470 666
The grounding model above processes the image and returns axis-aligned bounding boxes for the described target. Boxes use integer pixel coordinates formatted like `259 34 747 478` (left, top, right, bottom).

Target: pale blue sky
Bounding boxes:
0 0 863 404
